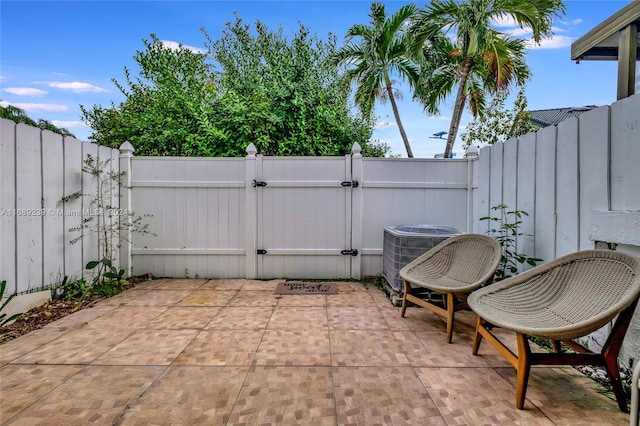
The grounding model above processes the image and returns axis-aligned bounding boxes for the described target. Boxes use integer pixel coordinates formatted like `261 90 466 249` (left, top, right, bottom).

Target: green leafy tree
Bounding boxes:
83 21 386 157
207 17 382 156
82 34 222 156
411 0 564 158
461 89 538 149
334 2 419 158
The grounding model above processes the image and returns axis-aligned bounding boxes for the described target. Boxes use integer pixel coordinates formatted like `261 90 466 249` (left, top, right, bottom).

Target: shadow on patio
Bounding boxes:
0 279 630 425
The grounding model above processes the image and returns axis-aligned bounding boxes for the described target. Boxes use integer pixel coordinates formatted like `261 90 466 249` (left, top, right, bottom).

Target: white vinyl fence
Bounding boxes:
126 143 473 280
473 93 640 262
0 119 120 296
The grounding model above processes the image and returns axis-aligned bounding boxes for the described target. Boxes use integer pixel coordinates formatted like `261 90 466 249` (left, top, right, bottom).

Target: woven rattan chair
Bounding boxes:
468 250 640 413
400 233 501 343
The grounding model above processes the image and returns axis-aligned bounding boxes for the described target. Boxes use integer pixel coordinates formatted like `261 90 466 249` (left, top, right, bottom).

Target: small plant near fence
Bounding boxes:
60 154 155 306
1 280 22 327
480 204 543 281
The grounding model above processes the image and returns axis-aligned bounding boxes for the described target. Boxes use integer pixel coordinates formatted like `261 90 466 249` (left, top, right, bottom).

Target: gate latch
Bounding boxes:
341 249 358 256
257 249 267 255
341 180 359 188
252 180 267 187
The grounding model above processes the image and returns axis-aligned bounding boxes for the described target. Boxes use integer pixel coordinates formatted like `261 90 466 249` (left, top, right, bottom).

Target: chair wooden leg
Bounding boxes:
515 333 532 409
446 293 455 343
600 301 637 413
472 317 484 355
551 340 562 353
400 280 410 317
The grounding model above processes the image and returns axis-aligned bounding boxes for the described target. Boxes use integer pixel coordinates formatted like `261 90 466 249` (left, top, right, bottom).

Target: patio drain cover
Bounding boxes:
274 282 338 295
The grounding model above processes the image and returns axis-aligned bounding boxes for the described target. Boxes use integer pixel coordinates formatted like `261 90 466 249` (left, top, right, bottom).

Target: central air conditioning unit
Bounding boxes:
382 224 461 305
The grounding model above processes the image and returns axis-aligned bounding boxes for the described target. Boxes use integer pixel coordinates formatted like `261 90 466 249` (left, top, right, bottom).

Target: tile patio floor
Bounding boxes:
0 279 630 425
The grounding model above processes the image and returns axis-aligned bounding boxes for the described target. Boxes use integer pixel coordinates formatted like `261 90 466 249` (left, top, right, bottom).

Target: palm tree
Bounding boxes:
335 2 419 157
411 0 564 158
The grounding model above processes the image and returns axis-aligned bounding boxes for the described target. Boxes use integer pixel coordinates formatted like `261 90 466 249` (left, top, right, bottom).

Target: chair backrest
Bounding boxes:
401 233 502 286
529 250 640 328
470 250 640 339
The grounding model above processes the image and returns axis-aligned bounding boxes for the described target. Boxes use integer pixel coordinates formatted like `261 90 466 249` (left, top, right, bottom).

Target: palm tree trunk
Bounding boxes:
385 76 414 158
445 55 473 159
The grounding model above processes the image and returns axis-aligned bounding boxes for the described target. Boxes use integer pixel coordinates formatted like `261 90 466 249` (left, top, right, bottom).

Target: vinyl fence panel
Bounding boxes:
1 119 17 293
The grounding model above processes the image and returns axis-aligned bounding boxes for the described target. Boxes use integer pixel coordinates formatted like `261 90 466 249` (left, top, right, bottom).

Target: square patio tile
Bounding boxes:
6 366 163 425
267 307 328 330
398 307 449 332
496 366 630 425
98 288 150 306
327 307 389 330
326 293 378 307
0 327 68 365
42 304 116 331
378 307 413 330
241 279 283 291
206 307 274 330
176 290 237 306
12 327 133 365
396 330 491 367
415 366 554 424
145 278 207 290
226 366 335 425
333 366 445 425
226 290 281 307
93 329 198 365
330 330 410 367
123 290 192 306
201 279 247 290
0 365 83 424
145 307 221 329
254 330 331 366
275 294 327 307
173 329 263 366
86 306 167 330
119 366 247 425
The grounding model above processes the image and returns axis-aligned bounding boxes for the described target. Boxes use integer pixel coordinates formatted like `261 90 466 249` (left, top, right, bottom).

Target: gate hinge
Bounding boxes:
341 180 359 188
257 249 267 255
252 180 267 187
341 249 358 256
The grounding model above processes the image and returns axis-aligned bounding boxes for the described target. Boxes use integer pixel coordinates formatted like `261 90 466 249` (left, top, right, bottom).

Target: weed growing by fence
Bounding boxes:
480 204 543 280
61 154 155 298
0 280 22 327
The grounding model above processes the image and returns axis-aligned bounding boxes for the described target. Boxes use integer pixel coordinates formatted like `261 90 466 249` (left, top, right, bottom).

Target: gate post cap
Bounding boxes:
119 141 135 158
465 144 479 159
351 142 362 157
246 143 257 157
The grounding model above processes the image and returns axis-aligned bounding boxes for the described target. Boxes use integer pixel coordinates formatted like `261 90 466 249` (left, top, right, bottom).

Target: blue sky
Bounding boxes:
0 0 634 158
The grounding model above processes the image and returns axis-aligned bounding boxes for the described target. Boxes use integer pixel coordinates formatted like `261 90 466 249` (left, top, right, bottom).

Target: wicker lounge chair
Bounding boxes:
400 233 501 343
468 250 640 412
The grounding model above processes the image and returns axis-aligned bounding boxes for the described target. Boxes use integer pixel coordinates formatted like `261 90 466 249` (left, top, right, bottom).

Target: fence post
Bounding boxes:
119 141 134 277
245 143 258 279
465 145 479 233
351 142 363 280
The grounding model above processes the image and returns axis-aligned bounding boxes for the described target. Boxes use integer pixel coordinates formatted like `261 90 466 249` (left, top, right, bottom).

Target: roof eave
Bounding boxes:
570 1 640 61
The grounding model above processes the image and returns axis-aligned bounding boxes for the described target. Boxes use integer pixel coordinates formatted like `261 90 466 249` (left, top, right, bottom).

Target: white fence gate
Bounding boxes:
255 156 357 279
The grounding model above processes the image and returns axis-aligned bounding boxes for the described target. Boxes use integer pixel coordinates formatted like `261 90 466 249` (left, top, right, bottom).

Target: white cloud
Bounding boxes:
374 121 394 128
46 81 108 93
0 101 68 112
161 40 206 54
51 120 88 128
563 18 583 26
527 35 574 50
4 87 48 96
492 16 519 28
